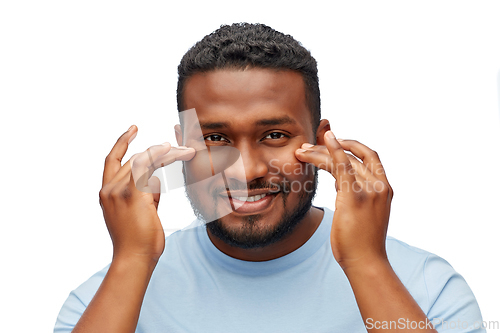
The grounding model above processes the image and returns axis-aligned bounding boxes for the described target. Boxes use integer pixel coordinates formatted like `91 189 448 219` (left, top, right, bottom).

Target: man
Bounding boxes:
55 23 484 332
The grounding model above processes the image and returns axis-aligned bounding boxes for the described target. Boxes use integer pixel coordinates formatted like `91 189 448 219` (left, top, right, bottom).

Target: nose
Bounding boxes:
220 143 268 184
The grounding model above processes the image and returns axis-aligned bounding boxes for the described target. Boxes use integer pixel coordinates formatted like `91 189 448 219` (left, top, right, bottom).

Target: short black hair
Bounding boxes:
177 23 321 132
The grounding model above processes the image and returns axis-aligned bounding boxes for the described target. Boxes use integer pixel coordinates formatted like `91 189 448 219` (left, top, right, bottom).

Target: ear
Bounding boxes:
174 124 183 146
315 119 331 145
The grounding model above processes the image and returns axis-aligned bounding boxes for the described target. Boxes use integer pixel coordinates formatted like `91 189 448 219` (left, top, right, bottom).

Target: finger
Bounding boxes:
148 176 161 208
112 146 196 187
300 143 329 155
345 154 378 183
153 147 196 167
295 147 335 173
296 145 361 177
298 143 364 172
344 154 376 193
109 153 140 185
132 143 172 191
337 139 389 183
296 140 380 190
296 149 368 194
102 125 138 186
324 131 356 192
300 144 367 169
132 145 196 192
346 155 392 198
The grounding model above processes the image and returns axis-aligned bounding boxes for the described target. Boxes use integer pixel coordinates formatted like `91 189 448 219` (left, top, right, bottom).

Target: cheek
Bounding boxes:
184 151 213 184
264 147 312 181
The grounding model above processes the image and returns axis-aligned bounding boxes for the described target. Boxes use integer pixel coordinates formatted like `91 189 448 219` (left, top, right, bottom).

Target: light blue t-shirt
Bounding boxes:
54 207 485 332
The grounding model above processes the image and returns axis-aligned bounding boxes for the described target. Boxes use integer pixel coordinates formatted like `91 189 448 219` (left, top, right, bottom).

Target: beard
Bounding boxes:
184 167 318 249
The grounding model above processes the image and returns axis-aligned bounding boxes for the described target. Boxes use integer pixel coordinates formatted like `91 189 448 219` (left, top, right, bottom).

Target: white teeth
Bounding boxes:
233 193 267 202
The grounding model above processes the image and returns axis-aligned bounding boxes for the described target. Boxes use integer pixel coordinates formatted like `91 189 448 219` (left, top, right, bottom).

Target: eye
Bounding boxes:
264 132 288 140
204 134 229 143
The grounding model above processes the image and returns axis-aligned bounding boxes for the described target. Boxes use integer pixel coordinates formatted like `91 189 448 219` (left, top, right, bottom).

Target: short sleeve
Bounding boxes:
53 265 109 332
54 290 87 333
424 254 485 333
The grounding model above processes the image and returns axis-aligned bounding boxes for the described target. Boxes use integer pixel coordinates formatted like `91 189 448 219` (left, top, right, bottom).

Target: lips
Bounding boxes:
219 190 280 215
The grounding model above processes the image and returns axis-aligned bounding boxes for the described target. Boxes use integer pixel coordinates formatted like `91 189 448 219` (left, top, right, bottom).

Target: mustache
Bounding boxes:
211 179 286 196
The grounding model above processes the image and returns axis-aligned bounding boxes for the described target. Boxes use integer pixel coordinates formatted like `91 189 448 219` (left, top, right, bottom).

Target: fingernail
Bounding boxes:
337 138 344 142
128 125 134 132
325 131 335 140
128 131 137 144
296 149 307 153
175 146 193 150
302 143 314 148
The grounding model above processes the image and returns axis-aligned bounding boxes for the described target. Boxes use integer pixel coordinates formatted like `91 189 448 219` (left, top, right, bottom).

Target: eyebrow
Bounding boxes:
255 116 297 127
198 116 297 130
199 122 230 130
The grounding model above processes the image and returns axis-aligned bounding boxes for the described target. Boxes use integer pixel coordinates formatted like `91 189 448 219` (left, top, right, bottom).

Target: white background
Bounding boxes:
1 1 499 332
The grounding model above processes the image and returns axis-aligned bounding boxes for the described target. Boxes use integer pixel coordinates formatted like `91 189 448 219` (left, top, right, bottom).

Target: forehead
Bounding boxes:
182 68 312 133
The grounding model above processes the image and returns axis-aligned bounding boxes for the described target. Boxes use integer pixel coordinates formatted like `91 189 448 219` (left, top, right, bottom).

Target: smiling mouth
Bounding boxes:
220 190 280 215
232 193 268 202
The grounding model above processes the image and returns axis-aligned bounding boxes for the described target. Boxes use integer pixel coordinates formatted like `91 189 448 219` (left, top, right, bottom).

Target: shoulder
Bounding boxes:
385 235 455 297
54 264 109 332
386 236 434 273
54 224 203 331
385 236 458 286
73 225 202 296
385 236 484 326
71 264 110 305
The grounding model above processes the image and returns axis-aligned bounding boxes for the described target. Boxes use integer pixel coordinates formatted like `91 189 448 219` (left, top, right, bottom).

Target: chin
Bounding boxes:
187 170 319 249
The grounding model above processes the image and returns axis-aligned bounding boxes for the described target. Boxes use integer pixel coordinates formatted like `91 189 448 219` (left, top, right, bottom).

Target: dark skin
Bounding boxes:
72 68 437 332
176 68 326 261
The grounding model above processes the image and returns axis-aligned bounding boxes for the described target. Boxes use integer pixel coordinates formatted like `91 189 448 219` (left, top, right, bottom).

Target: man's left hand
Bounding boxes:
295 131 394 271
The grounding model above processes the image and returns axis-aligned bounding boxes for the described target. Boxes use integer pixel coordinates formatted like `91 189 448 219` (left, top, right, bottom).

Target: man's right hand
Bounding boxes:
72 125 195 333
99 125 195 263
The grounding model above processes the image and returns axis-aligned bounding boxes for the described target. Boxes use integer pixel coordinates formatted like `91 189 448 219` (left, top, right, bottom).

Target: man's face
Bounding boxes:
179 68 318 249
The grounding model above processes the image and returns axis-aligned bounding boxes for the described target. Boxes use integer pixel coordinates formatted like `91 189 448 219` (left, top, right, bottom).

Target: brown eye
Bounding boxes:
205 134 228 142
265 132 286 140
